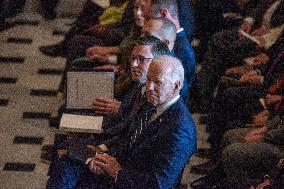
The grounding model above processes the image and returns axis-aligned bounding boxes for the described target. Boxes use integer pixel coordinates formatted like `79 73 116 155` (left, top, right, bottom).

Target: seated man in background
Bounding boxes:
143 0 196 100
55 0 141 97
221 102 284 188
40 0 134 57
196 0 284 111
47 55 196 189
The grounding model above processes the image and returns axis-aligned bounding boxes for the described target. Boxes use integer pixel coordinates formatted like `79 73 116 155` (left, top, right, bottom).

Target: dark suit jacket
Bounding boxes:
110 98 197 189
173 30 196 100
262 48 284 89
177 0 195 38
102 81 142 130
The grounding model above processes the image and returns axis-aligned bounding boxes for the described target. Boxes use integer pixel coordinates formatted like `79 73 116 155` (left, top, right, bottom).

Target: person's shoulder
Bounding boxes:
166 99 195 127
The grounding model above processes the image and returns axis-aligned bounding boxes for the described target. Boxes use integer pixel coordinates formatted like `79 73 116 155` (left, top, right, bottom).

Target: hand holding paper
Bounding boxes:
92 97 121 116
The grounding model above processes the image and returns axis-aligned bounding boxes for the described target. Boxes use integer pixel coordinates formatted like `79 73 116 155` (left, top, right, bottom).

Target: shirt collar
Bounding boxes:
148 95 180 123
141 85 146 95
176 28 184 34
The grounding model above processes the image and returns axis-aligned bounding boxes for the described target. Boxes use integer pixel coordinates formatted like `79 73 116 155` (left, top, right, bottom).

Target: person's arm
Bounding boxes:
92 97 121 116
115 118 196 189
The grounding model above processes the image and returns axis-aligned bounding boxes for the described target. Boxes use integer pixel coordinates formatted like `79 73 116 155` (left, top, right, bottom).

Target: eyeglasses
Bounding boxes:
130 56 153 64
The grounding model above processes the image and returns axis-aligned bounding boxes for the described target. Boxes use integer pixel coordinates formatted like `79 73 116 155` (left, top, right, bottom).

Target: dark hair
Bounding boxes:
136 36 171 57
151 0 178 17
136 36 162 46
152 43 171 57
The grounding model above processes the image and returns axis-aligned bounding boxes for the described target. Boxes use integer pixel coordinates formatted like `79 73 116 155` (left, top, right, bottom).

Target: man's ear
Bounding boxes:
163 39 170 46
174 80 181 93
160 8 168 17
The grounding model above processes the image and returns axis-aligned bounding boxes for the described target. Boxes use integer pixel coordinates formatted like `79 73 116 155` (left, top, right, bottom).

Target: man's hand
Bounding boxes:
83 25 109 38
251 110 269 127
246 53 269 67
265 94 282 105
89 153 122 178
92 97 121 116
87 157 105 175
225 66 251 75
95 65 120 72
251 26 269 37
244 127 268 143
239 20 252 39
240 70 262 84
239 20 253 34
86 46 111 61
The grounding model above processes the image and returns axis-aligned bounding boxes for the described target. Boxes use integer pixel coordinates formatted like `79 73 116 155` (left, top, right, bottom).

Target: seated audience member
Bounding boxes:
46 55 196 189
85 0 145 65
114 17 177 97
220 104 284 188
56 0 142 96
143 0 196 100
204 72 284 164
40 0 105 56
40 0 134 57
194 0 259 56
191 57 284 174
47 37 171 181
66 0 135 61
224 31 284 77
196 0 284 111
92 37 171 137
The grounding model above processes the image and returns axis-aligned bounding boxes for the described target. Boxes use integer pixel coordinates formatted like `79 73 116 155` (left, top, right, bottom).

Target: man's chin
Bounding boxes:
147 97 157 107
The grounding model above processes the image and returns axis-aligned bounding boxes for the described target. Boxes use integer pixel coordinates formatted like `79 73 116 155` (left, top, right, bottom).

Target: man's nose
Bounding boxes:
131 58 139 67
137 8 143 16
148 82 154 91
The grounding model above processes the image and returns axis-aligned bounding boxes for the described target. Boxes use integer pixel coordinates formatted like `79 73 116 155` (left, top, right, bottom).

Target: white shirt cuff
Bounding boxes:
244 17 255 25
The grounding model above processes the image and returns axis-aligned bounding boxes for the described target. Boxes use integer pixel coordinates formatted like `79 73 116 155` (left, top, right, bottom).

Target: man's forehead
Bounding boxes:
149 63 167 79
133 45 152 54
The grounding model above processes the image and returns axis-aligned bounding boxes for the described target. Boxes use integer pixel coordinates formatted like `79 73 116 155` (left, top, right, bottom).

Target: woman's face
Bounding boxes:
134 0 146 27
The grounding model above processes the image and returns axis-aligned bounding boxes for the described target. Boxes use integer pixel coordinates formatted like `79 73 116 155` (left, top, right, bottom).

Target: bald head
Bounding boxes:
146 55 184 106
142 17 176 50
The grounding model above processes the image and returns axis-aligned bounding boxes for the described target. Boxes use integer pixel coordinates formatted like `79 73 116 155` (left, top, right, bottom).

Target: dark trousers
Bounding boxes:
60 0 105 49
197 29 258 107
208 85 265 150
41 0 59 18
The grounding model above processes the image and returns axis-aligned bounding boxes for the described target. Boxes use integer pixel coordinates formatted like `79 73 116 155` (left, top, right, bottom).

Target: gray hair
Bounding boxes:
153 55 184 88
149 17 177 43
151 0 178 17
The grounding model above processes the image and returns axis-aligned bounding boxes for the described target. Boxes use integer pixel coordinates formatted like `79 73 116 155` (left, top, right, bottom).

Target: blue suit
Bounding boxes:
177 0 195 39
173 30 196 100
48 98 196 189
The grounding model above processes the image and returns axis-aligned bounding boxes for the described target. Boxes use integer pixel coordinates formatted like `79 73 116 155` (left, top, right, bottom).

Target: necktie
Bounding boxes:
129 105 157 147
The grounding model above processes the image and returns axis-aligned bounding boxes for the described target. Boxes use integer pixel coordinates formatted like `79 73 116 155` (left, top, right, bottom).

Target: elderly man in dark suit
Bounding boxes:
78 55 196 189
46 38 171 188
47 55 196 189
143 0 196 101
